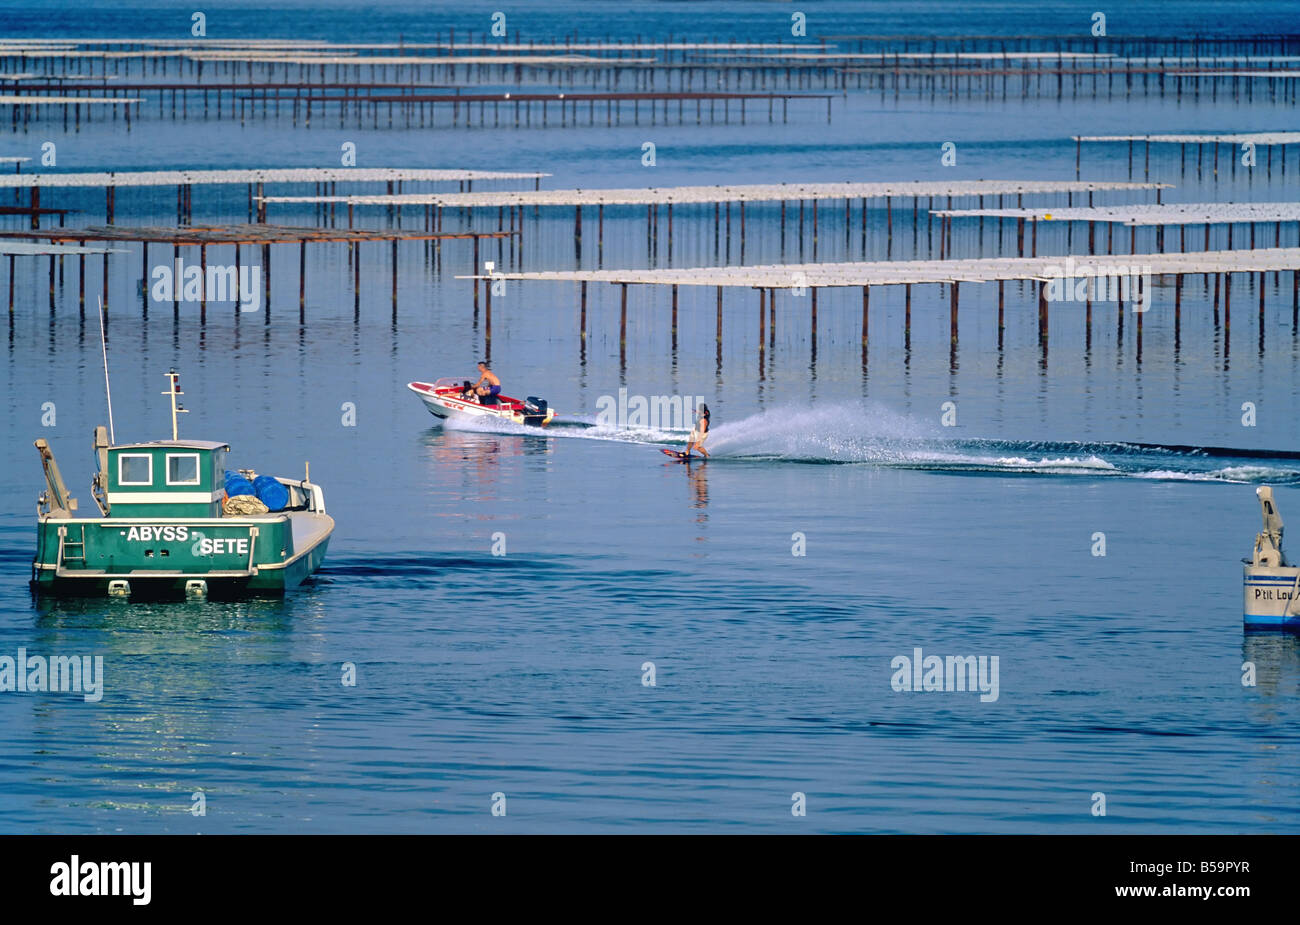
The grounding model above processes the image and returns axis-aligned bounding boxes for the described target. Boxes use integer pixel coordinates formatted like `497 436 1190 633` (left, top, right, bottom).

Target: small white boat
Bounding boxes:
407 378 555 427
1244 486 1300 629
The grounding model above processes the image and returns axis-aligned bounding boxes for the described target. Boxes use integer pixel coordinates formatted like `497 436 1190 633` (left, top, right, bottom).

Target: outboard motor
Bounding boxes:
522 396 549 426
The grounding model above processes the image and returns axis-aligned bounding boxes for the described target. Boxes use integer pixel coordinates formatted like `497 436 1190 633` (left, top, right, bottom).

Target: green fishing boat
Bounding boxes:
31 370 334 601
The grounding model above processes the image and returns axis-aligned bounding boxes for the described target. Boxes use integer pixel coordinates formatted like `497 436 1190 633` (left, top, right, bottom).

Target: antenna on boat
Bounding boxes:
163 369 187 441
97 294 115 444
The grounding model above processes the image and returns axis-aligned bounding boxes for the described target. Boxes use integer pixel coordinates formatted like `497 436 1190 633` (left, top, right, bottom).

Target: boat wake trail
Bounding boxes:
702 404 1300 483
443 402 1300 482
444 411 685 445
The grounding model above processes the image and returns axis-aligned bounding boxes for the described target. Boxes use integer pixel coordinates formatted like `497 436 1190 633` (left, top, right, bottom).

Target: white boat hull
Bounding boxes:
407 380 554 427
1243 565 1300 628
416 392 454 419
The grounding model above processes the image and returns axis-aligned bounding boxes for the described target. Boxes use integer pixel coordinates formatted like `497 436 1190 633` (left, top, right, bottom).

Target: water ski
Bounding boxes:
659 448 694 461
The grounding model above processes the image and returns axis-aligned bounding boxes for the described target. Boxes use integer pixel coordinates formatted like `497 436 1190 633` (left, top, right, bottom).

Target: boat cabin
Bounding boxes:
105 440 229 518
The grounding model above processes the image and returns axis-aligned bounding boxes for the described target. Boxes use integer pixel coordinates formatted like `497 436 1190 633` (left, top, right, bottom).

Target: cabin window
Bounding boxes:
118 454 152 486
166 453 201 486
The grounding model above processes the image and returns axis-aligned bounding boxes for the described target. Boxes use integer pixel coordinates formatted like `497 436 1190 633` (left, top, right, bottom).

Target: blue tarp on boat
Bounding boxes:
224 470 255 499
252 475 289 512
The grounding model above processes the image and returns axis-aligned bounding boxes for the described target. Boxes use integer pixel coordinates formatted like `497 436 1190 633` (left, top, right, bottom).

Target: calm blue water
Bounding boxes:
1 1 1299 833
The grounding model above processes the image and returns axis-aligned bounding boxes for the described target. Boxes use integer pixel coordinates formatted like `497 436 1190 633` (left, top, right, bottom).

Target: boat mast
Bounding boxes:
163 369 187 441
97 295 115 444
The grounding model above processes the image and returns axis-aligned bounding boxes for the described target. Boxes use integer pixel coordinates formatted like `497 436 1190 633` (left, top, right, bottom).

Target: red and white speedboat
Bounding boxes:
407 378 555 427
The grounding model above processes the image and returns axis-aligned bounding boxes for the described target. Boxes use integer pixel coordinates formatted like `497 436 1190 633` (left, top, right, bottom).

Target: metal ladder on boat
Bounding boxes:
56 525 88 570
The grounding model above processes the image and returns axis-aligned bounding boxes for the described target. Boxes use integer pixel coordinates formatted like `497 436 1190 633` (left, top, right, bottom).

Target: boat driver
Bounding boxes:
472 362 501 404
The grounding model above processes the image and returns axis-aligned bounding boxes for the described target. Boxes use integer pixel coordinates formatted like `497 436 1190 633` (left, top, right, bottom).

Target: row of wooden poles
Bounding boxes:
836 61 1300 103
18 185 1156 272
6 61 1297 133
8 29 1299 74
8 188 1298 324
934 214 1300 262
405 195 1300 271
4 35 1298 93
11 246 1295 380
15 185 1298 273
830 34 1300 56
258 90 830 129
7 97 137 131
4 231 508 323
552 268 1300 376
5 88 831 131
20 175 524 229
1082 139 1298 181
386 190 1155 270
0 79 832 124
19 198 1300 332
0 57 869 97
